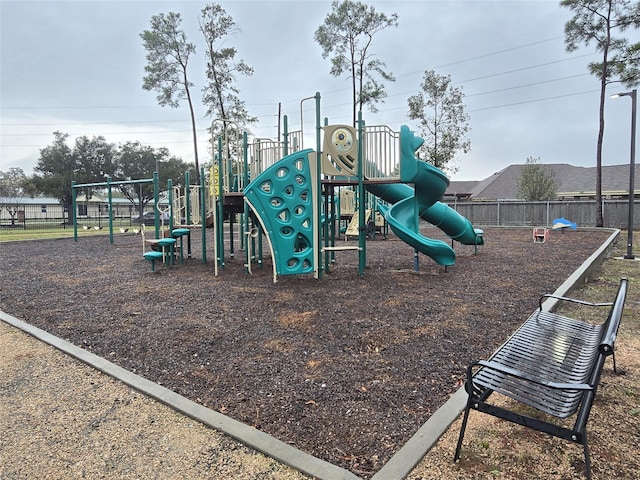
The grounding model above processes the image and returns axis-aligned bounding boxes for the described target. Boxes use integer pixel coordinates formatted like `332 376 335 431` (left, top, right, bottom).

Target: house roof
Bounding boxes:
0 196 60 205
447 163 640 200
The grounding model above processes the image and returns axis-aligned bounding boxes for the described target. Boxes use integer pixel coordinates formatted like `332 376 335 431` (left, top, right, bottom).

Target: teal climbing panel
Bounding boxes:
244 149 316 277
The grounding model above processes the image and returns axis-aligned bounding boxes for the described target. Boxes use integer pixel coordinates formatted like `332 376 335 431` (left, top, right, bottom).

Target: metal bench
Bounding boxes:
454 278 628 480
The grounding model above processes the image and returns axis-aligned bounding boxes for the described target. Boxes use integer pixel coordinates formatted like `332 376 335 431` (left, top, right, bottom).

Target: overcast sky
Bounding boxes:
2 0 639 181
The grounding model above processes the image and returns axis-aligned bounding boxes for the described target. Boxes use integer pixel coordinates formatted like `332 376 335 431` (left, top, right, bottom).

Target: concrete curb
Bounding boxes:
1 228 621 480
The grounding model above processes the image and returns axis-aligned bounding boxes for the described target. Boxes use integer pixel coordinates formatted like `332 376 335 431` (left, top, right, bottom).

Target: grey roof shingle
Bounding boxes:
447 163 640 200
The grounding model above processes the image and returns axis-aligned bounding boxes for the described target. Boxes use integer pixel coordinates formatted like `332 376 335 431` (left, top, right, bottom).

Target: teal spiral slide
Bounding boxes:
368 126 483 266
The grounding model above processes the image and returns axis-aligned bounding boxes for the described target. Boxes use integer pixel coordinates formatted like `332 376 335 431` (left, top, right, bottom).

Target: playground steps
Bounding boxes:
321 245 362 252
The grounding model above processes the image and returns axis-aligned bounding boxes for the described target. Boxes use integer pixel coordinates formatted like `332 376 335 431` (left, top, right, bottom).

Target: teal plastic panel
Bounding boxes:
244 149 315 276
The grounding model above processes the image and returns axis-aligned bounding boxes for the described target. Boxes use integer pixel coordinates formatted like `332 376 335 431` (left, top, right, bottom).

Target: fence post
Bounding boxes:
546 201 550 227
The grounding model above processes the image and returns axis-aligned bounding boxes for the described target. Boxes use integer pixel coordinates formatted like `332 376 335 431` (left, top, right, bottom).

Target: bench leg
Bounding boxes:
455 401 594 479
454 403 473 462
612 351 617 373
583 433 592 480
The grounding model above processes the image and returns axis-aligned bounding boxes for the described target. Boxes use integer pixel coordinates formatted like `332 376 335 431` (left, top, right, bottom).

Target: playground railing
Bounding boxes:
248 139 284 180
287 130 304 154
363 125 401 179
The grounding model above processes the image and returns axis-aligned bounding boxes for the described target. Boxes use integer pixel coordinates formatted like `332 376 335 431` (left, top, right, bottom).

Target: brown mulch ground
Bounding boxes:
0 226 614 478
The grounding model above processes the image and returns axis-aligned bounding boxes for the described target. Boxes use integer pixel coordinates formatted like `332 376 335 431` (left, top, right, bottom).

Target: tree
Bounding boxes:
407 70 471 175
517 156 558 201
314 0 398 126
561 0 640 226
32 132 79 222
115 141 191 213
33 133 120 223
141 12 201 183
0 167 36 226
73 135 117 202
0 167 31 197
199 3 256 137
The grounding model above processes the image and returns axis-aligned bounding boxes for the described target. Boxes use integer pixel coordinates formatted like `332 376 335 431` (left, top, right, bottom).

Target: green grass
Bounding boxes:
0 219 140 241
0 228 115 241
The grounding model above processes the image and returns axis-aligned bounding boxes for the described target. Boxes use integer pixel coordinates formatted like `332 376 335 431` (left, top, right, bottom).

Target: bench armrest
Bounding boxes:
598 278 628 354
538 294 612 312
468 360 594 392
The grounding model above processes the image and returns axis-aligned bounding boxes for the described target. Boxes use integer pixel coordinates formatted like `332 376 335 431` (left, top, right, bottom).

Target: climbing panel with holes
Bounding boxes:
243 149 316 276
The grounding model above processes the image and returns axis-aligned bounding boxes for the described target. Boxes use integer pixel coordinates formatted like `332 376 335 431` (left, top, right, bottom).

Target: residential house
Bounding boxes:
0 195 138 225
446 163 640 201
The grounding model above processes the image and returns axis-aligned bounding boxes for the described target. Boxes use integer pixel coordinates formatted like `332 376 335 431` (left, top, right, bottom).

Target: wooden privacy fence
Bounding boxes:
448 199 640 228
1 198 638 230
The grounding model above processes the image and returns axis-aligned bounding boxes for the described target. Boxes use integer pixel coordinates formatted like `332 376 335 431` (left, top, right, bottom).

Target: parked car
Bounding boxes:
132 211 170 226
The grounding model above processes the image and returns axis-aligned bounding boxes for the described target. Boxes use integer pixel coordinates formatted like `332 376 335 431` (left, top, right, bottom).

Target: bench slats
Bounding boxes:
473 310 603 417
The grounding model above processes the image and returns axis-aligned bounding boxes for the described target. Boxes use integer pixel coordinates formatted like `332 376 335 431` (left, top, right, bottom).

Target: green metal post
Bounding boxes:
258 221 263 269
243 132 251 273
201 167 207 264
72 181 78 241
241 132 249 252
315 92 323 279
322 116 336 267
167 179 173 228
227 141 233 193
358 112 366 275
107 177 114 244
330 185 336 263
324 187 330 274
323 114 329 273
164 181 177 263
217 136 225 268
153 171 159 238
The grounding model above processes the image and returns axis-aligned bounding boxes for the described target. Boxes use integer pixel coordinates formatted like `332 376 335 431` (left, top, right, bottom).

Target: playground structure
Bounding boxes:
71 92 484 281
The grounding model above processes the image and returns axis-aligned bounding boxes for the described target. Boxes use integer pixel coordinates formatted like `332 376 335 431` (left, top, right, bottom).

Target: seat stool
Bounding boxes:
143 251 164 272
172 228 191 264
157 237 177 265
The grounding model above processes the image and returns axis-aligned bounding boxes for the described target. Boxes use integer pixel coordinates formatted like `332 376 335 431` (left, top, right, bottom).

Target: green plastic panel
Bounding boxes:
244 149 315 276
